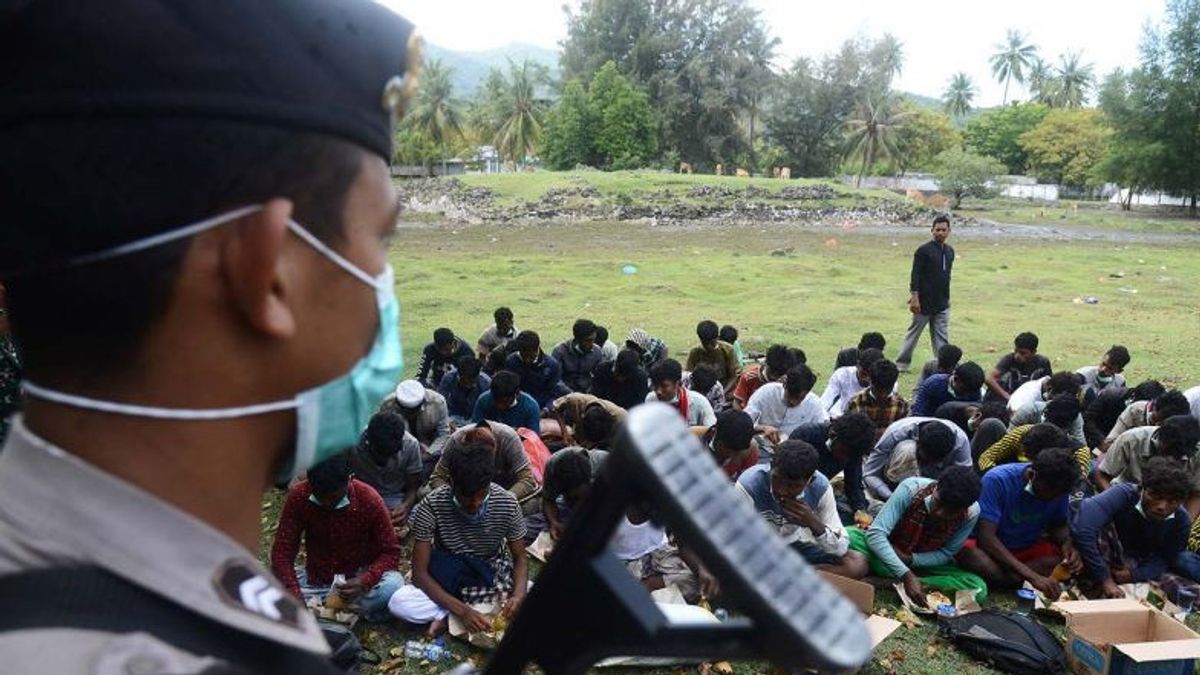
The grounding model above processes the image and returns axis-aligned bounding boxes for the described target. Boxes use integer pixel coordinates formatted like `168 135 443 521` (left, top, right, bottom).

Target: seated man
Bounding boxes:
1010 372 1088 447
610 507 714 603
504 330 571 409
551 391 627 430
745 364 828 450
984 332 1052 402
732 344 794 410
864 417 971 501
957 448 1082 598
1101 389 1190 453
911 361 985 417
625 327 669 370
916 343 963 389
848 466 988 604
416 327 474 389
590 348 649 410
477 306 518 360
551 318 605 393
647 358 717 427
683 364 727 413
846 358 910 441
685 319 741 394
595 325 619 362
382 379 453 459
538 445 608 541
270 454 402 623
1072 456 1198 603
389 442 528 636
737 439 868 579
943 401 1013 461
572 403 618 451
429 420 541 515
791 413 878 518
1085 380 1164 449
978 400 1093 478
348 411 423 526
820 348 884 418
692 409 761 481
720 324 747 365
472 369 541 433
1077 345 1131 401
1097 415 1200 518
438 355 491 425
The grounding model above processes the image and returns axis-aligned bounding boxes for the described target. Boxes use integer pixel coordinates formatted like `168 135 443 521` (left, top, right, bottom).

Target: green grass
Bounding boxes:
264 209 1200 675
393 221 1200 388
955 199 1200 235
454 170 907 209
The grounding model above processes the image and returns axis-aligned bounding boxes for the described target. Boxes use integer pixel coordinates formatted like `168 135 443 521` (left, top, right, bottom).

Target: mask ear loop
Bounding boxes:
21 380 299 419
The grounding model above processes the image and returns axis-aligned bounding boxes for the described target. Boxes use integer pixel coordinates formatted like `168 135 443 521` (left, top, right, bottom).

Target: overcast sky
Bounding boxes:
385 0 1164 108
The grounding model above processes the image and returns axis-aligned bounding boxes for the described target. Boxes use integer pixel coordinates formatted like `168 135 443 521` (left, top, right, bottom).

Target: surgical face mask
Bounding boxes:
21 205 403 481
1095 374 1114 385
1024 481 1036 497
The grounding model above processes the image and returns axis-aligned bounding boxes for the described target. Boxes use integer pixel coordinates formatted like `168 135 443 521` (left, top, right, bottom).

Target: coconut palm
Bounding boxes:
872 33 905 88
844 96 911 187
989 29 1039 105
942 72 977 118
1052 52 1095 108
1026 57 1057 105
493 59 548 166
409 58 463 172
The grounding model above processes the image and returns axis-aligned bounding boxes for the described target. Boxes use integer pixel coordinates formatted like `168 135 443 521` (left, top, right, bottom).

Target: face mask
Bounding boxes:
21 205 403 481
1024 481 1036 497
967 415 979 433
1095 374 1114 385
1135 498 1175 521
309 493 351 510
454 493 490 524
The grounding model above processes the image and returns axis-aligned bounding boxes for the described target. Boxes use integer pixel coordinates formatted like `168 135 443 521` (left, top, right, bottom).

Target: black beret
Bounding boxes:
0 0 421 160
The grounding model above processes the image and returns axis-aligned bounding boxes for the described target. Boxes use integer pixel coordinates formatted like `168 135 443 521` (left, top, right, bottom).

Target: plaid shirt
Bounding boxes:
846 388 910 440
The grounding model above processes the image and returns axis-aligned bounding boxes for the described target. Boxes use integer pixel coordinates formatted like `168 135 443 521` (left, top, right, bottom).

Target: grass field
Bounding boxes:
957 199 1200 235
262 172 1200 674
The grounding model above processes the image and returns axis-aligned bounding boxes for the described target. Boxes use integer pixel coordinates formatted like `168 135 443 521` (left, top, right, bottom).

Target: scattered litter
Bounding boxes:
824 237 839 248
891 241 899 247
769 247 794 257
1072 296 1100 305
1109 271 1126 278
1138 259 1145 263
621 264 638 275
1118 287 1139 294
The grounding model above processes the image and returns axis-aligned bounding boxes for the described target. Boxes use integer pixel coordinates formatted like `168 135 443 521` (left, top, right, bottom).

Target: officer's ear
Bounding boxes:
218 198 296 340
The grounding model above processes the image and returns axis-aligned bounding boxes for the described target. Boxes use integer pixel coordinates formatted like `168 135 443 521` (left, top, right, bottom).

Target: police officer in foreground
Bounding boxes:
0 1 419 672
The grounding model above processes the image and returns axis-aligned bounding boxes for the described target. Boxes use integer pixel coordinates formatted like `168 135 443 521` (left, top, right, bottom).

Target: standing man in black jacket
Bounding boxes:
897 215 955 372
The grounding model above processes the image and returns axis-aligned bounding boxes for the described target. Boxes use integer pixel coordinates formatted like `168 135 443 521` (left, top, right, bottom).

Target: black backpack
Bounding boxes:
941 609 1067 675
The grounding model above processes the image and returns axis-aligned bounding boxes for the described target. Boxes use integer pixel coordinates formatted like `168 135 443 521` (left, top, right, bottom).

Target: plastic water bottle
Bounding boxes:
1015 588 1036 616
424 639 449 661
1176 588 1197 616
936 603 957 636
404 640 426 658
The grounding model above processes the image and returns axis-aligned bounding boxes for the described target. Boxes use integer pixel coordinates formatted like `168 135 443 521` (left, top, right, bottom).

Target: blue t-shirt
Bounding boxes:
977 462 1068 550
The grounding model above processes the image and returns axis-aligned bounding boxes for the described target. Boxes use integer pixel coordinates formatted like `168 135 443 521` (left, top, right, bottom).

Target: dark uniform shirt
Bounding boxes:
909 240 954 315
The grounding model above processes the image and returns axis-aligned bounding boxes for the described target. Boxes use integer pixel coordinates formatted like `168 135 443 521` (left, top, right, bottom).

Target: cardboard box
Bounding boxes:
817 571 902 649
1052 599 1200 675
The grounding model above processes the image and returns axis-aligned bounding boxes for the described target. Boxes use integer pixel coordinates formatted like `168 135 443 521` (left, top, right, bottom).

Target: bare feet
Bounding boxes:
425 617 448 639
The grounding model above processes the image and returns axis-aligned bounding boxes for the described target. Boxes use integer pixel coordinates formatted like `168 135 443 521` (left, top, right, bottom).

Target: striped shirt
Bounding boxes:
977 424 1093 478
411 484 525 560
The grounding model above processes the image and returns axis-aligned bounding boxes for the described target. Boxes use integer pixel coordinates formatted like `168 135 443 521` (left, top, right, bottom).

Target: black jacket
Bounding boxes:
910 240 954 314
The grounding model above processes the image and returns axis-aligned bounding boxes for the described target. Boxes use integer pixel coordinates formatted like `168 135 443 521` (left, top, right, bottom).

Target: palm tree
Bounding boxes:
844 96 911 188
1052 52 1096 108
942 72 977 119
989 29 1039 105
1026 57 1056 105
872 33 905 88
409 58 463 174
493 59 548 166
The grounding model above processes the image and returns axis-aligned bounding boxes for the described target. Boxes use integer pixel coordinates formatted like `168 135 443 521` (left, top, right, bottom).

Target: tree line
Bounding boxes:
396 0 1200 212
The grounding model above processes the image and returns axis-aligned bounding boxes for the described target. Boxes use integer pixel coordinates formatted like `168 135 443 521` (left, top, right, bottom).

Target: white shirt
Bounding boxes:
819 365 898 417
1007 376 1047 413
609 516 668 560
819 366 867 418
1185 386 1200 421
1077 365 1126 397
645 389 716 427
745 383 829 437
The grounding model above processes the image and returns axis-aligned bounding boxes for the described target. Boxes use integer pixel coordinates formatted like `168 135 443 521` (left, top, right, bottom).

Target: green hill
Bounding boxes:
426 42 560 96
